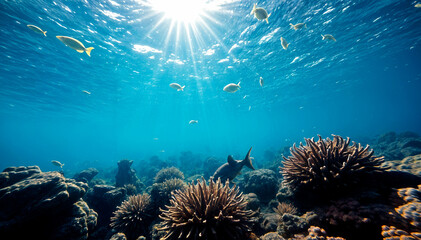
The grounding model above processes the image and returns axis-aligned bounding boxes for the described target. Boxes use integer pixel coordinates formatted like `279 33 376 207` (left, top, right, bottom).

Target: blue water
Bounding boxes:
1 0 421 173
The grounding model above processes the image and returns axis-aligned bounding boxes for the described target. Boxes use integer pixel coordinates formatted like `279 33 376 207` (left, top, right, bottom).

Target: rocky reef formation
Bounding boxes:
150 178 186 212
241 169 279 203
382 154 421 177
159 177 256 239
0 166 97 239
116 159 142 190
73 167 99 184
371 131 421 160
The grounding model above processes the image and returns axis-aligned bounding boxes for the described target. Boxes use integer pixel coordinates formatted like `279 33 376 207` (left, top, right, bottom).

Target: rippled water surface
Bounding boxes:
0 0 420 170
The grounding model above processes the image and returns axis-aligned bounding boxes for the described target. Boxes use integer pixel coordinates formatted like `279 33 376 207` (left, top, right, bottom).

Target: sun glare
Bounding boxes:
151 0 208 23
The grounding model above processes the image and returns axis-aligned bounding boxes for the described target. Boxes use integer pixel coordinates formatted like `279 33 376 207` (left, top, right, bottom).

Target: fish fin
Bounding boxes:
237 81 241 88
304 24 307 28
85 47 94 56
265 18 269 24
243 147 255 170
43 31 47 37
289 23 293 28
77 50 84 53
227 155 236 165
250 3 256 14
181 86 185 91
286 43 290 49
321 35 325 40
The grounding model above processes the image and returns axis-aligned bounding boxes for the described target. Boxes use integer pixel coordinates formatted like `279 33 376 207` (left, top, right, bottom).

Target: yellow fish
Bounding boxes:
27 25 47 36
56 36 94 56
415 3 421 8
281 37 289 50
290 23 307 30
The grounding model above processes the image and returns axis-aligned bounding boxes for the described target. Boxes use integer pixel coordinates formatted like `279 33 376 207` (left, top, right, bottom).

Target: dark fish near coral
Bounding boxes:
213 147 255 182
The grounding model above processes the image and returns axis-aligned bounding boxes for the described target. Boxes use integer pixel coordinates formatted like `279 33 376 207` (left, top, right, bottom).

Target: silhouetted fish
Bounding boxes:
213 147 255 182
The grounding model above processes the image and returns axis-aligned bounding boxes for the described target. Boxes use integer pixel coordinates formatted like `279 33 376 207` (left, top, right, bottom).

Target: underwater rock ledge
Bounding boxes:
0 166 97 239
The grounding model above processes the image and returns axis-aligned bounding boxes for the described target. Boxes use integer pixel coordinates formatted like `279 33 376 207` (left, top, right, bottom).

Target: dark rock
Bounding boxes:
73 168 99 183
115 160 142 191
278 213 309 237
241 169 279 203
0 166 41 188
85 184 126 231
259 213 279 233
371 131 421 160
244 193 261 211
0 166 96 239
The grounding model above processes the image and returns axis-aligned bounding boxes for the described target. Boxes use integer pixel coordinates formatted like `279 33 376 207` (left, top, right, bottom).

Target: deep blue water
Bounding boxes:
1 0 420 173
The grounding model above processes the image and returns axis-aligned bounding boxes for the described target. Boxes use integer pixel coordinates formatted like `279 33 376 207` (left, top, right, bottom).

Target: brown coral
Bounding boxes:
381 225 421 240
281 135 386 192
110 194 152 240
395 185 421 229
154 167 184 184
274 202 298 217
159 177 256 240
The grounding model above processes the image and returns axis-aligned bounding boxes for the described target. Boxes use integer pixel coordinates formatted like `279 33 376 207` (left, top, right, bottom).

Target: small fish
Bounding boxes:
56 36 94 56
223 82 241 93
281 37 289 50
27 25 47 36
169 83 185 91
250 4 271 23
289 23 307 30
213 147 255 183
248 106 252 111
82 90 91 95
51 160 64 168
259 77 264 87
189 120 198 124
321 34 336 41
153 138 159 141
416 3 421 8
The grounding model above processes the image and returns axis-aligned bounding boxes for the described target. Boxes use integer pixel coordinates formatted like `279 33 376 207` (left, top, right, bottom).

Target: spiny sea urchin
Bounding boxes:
159 177 256 240
110 193 152 240
281 135 386 192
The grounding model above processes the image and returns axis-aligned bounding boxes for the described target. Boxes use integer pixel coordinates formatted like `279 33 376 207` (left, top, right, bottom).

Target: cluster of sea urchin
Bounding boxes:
281 135 386 192
110 193 152 240
159 177 256 240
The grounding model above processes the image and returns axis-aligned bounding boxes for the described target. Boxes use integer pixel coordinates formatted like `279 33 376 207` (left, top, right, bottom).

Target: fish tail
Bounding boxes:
265 17 269 24
304 24 307 28
243 147 255 170
321 34 325 40
250 3 256 14
85 47 94 57
43 31 47 37
237 81 241 88
181 86 185 91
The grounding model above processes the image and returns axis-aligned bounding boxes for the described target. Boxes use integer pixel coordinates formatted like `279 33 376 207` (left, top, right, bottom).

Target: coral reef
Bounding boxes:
259 213 279 233
381 225 421 240
260 232 285 240
241 169 279 203
150 178 186 211
395 185 421 229
305 226 345 240
371 131 421 160
124 184 139 196
245 193 261 211
278 213 310 237
110 194 153 240
0 166 97 239
116 159 142 189
85 184 127 235
73 167 99 184
274 202 298 217
382 154 421 177
154 167 184 184
159 177 256 239
110 232 128 240
281 135 386 193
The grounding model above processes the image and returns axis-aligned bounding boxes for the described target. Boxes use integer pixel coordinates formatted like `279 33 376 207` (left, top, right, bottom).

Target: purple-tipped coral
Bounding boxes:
159 177 255 240
281 135 386 192
110 194 152 240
